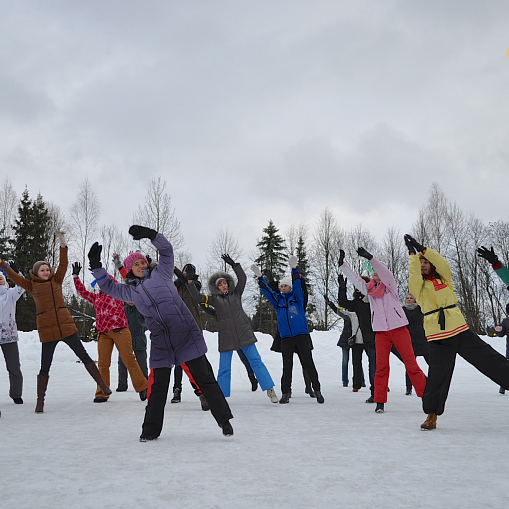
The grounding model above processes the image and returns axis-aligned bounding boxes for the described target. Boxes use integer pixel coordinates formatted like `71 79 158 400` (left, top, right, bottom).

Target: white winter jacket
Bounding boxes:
0 278 25 344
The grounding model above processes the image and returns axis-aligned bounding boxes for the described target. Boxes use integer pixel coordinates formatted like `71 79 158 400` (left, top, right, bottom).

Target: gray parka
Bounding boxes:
187 264 257 353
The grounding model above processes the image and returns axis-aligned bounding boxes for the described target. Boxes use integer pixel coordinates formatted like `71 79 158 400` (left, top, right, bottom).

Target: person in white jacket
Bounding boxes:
0 262 25 404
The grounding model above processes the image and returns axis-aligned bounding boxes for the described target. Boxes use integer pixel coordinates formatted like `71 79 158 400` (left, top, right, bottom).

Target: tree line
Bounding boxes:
1 177 507 337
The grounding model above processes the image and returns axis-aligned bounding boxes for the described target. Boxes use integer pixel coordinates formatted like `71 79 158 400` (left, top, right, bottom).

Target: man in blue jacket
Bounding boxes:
252 255 323 404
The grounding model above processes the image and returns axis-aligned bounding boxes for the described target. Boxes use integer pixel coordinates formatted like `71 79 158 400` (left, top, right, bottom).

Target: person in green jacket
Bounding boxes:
477 246 509 286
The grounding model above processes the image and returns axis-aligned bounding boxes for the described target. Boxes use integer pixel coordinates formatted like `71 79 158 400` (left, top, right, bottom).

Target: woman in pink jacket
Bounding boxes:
339 247 427 413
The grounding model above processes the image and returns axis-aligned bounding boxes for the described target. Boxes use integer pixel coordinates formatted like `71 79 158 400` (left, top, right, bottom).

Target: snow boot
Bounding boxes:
171 387 181 403
420 413 437 430
352 388 359 392
267 387 279 403
139 389 147 401
499 387 505 395
343 383 348 387
365 395 374 403
199 393 210 411
248 373 258 392
220 420 234 437
35 375 49 413
375 403 385 413
315 390 324 404
85 362 112 397
279 392 290 404
406 387 412 396
139 434 158 442
116 386 127 392
94 397 108 403
12 397 23 404
305 387 316 398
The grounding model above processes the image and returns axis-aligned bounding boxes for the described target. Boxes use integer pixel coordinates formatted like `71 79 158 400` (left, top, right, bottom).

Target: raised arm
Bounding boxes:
54 231 69 284
0 261 32 293
186 280 208 304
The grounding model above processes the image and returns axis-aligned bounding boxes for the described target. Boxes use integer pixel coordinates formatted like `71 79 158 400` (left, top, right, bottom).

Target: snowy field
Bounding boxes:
1 330 508 509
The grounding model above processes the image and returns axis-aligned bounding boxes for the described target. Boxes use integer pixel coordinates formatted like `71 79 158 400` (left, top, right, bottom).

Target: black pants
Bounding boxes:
40 333 93 376
281 334 320 394
351 343 376 390
141 354 233 438
423 329 509 415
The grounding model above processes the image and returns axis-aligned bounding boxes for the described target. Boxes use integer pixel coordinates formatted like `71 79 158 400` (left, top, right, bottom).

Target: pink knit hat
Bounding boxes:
123 252 148 274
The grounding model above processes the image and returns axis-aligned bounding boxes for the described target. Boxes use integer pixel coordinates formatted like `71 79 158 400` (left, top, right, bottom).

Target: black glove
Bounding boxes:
72 262 82 276
174 267 187 284
88 242 103 270
221 254 236 267
357 247 373 260
403 235 416 255
8 260 19 274
337 273 347 288
128 225 157 241
183 265 195 279
338 249 345 267
477 246 499 265
404 234 425 254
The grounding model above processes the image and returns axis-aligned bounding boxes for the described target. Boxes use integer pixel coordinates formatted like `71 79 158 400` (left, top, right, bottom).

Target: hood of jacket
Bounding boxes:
208 270 236 295
29 267 56 282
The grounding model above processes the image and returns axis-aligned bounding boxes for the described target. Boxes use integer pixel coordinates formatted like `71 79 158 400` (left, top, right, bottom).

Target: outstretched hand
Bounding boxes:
88 242 103 270
221 254 236 267
357 247 373 260
250 264 262 278
288 255 298 269
404 234 425 254
128 225 157 241
338 249 345 267
8 260 19 274
477 245 499 265
403 235 416 255
337 273 347 287
72 262 82 276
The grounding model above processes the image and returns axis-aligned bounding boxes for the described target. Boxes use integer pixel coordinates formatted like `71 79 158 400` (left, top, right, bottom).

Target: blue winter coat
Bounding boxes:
258 269 309 339
92 233 207 369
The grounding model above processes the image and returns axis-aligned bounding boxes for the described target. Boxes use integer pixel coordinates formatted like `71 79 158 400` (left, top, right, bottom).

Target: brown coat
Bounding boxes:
0 247 78 342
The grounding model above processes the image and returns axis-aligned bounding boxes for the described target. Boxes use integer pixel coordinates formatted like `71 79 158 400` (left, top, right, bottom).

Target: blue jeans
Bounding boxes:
218 343 274 397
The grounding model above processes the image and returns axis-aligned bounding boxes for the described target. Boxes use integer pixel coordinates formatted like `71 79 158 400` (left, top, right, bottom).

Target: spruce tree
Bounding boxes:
12 188 51 331
294 234 318 330
252 220 287 335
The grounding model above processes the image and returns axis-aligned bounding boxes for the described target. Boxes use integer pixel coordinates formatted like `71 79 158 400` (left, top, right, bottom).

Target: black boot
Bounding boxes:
171 387 181 403
248 373 258 392
405 387 412 396
199 393 209 411
375 403 384 413
279 393 291 404
314 390 324 404
220 420 234 436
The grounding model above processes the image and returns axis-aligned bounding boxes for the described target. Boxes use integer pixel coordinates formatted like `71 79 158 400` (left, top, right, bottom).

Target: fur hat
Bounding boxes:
280 276 292 289
123 252 148 274
33 261 50 277
208 271 236 295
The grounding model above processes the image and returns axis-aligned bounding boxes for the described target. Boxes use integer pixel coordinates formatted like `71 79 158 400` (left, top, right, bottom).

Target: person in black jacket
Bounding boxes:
337 274 377 403
495 303 509 395
401 293 430 395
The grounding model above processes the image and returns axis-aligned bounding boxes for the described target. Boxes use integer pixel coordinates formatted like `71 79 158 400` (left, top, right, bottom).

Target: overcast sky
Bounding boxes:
1 1 509 269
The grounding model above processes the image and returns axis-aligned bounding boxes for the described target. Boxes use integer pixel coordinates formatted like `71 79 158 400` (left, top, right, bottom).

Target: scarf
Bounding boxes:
366 279 386 298
404 302 418 310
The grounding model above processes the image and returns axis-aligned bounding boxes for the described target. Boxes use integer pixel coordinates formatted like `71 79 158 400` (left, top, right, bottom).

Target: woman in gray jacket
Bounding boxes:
187 254 278 403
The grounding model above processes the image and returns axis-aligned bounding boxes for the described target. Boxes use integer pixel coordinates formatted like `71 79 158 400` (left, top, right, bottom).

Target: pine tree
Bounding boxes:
12 188 51 331
252 220 287 335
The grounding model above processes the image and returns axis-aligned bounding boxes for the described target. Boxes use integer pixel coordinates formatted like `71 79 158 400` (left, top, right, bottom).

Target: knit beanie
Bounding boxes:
33 261 50 277
215 277 227 287
280 276 292 289
123 252 148 274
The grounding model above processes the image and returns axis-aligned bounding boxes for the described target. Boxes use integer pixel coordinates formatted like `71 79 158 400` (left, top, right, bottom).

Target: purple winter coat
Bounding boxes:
92 233 207 369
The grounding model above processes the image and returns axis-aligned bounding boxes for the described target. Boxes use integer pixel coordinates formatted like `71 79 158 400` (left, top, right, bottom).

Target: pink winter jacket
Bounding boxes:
340 257 408 332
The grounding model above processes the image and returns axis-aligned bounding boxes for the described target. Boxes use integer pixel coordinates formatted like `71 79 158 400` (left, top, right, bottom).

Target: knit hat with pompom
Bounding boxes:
123 252 148 274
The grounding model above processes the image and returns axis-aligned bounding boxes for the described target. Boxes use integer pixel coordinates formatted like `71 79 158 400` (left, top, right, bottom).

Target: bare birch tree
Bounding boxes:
132 176 183 260
207 228 243 272
0 176 18 239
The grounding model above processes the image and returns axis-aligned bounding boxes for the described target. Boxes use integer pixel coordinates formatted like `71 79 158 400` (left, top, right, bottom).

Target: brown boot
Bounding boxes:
421 413 437 430
35 375 49 413
85 362 112 397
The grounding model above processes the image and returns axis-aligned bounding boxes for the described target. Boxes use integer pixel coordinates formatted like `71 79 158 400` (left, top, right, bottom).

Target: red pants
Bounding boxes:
374 326 427 403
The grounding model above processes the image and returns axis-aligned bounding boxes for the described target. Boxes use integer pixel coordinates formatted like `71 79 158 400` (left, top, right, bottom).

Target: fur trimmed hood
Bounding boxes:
208 271 236 295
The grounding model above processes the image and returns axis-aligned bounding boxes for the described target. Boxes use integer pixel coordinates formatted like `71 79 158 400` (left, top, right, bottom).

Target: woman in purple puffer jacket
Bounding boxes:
88 225 233 441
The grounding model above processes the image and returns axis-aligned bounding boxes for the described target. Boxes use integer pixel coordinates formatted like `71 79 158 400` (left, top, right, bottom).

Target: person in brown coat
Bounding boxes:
0 231 111 413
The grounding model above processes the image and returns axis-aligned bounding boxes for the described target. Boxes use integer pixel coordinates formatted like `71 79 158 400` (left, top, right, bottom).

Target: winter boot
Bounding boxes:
279 392 291 404
499 387 505 395
305 387 316 398
84 362 112 397
220 420 234 437
12 397 23 404
314 390 324 404
139 389 147 401
267 387 279 403
171 387 181 403
248 373 258 392
375 403 385 413
139 434 158 442
405 387 413 396
365 395 374 403
420 413 437 430
199 393 210 411
35 375 49 414
352 388 359 392
116 386 127 392
94 397 108 403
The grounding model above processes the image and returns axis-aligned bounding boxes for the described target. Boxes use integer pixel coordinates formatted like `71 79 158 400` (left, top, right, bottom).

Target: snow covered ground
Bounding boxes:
1 330 508 509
